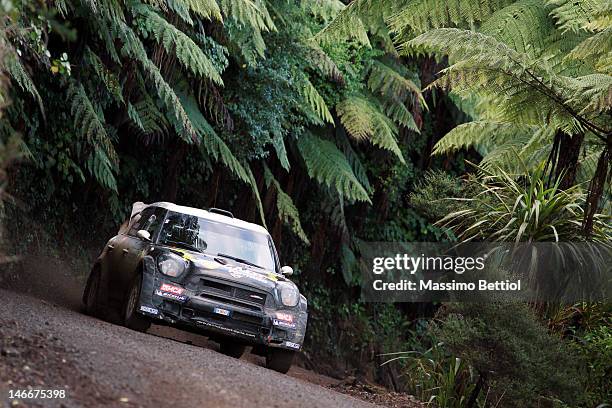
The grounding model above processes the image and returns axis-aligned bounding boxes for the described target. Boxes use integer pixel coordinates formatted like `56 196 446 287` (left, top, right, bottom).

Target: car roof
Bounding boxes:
144 202 269 235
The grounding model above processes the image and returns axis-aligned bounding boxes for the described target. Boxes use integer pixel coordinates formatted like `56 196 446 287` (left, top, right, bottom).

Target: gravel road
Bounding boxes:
0 288 380 408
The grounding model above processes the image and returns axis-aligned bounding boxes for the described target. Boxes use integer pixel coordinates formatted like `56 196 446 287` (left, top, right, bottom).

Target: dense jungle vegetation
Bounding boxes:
0 0 610 406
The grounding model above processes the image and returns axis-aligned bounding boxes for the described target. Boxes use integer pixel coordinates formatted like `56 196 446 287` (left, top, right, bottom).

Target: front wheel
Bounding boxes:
122 274 151 332
219 341 246 358
266 349 295 373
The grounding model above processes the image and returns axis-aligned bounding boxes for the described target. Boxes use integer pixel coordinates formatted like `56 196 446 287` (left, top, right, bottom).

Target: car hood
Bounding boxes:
169 248 290 293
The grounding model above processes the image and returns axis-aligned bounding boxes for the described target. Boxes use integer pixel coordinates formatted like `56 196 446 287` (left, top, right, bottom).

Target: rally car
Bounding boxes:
82 202 307 373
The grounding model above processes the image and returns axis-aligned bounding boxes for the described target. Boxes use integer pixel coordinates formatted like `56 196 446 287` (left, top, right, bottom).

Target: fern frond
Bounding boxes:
132 3 223 84
567 28 612 74
367 60 425 106
408 29 584 133
301 78 334 125
584 0 612 31
303 0 345 23
271 133 290 171
336 95 405 163
245 162 266 227
566 74 612 114
304 41 344 83
179 90 250 183
382 99 420 133
130 93 170 136
224 19 267 65
314 0 371 47
67 82 118 190
4 52 44 116
297 133 371 203
111 19 197 142
263 165 309 244
434 121 537 155
84 47 124 104
219 0 275 32
388 0 516 36
479 0 554 55
336 130 373 194
547 0 601 33
181 0 222 21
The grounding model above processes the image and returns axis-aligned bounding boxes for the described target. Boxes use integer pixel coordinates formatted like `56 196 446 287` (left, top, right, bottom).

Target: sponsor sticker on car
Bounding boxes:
160 283 184 295
273 319 297 329
155 289 187 302
213 307 231 316
139 305 158 315
284 341 300 350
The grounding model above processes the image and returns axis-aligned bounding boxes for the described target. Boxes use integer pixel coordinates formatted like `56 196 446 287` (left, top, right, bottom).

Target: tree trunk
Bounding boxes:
583 146 611 236
547 131 585 189
162 142 188 202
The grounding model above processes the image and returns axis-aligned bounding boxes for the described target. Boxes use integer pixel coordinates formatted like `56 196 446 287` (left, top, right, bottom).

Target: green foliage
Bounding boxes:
263 164 309 244
67 82 118 191
297 132 371 203
336 95 405 163
437 164 611 243
434 301 585 407
132 2 223 84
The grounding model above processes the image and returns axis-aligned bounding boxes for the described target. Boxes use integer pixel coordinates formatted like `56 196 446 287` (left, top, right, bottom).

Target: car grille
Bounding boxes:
199 278 268 309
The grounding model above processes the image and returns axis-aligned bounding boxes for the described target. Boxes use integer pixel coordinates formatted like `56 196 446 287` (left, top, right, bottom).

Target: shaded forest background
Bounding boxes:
0 0 610 407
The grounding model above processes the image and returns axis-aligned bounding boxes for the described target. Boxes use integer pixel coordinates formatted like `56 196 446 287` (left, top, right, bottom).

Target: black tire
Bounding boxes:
122 274 151 332
265 349 295 374
83 266 101 316
219 341 246 358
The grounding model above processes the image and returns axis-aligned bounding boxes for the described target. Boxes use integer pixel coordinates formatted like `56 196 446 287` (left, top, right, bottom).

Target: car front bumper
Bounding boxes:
136 259 306 352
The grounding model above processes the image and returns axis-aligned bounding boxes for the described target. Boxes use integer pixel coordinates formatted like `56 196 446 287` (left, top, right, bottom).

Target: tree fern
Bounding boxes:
567 28 612 74
263 165 309 244
179 90 250 183
244 162 266 227
479 0 554 56
388 0 517 37
67 82 118 190
408 29 589 135
219 0 275 32
297 132 371 203
4 52 44 116
367 60 424 106
110 18 198 142
132 3 223 84
314 0 371 47
302 0 345 23
336 95 405 163
177 0 222 22
84 47 124 104
301 77 334 124
547 0 602 33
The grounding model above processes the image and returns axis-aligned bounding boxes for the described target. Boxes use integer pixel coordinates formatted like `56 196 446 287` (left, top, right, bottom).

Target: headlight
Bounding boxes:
157 253 187 277
278 283 299 307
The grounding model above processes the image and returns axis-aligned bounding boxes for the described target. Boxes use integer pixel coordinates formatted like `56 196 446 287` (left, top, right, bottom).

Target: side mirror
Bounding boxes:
137 230 151 241
280 266 293 276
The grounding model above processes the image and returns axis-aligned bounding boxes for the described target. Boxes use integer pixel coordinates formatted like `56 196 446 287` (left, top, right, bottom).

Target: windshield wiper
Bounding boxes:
161 240 203 253
216 253 263 269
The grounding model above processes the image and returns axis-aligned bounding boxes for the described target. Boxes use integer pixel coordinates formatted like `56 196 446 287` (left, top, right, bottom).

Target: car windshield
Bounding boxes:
158 211 276 271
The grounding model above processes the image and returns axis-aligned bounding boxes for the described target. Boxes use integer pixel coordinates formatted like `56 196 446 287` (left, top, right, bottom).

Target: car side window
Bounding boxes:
128 208 156 237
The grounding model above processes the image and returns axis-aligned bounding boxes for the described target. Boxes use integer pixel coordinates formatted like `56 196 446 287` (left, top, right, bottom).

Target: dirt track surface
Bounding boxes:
0 289 381 408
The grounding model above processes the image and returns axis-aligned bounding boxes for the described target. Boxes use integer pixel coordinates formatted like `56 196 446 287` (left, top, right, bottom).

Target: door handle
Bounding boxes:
107 244 115 250
122 248 129 254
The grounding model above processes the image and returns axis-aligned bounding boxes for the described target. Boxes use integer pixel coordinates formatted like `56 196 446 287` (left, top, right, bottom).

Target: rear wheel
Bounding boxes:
265 349 295 373
219 341 246 358
83 267 101 316
123 274 151 332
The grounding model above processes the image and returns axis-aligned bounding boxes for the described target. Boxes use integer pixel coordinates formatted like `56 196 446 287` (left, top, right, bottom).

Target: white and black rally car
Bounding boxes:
82 202 307 373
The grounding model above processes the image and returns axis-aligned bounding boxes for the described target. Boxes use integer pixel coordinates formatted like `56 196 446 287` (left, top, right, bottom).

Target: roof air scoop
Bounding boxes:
209 208 234 218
